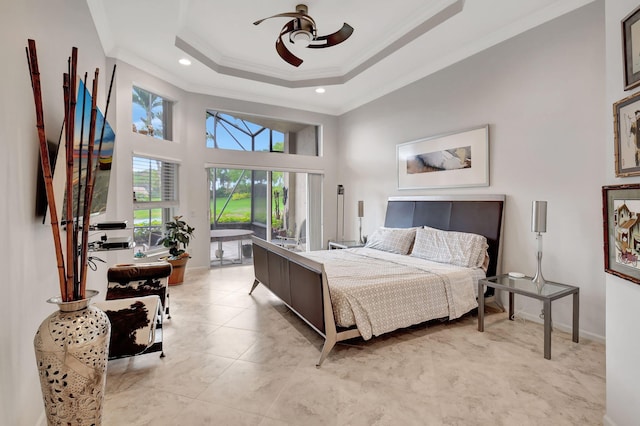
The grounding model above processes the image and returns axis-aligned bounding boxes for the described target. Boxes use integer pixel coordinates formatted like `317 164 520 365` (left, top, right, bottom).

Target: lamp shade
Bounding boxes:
358 200 364 218
531 201 547 233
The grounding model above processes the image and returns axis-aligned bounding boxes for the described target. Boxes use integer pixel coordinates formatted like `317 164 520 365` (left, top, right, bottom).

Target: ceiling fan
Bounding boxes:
253 4 354 67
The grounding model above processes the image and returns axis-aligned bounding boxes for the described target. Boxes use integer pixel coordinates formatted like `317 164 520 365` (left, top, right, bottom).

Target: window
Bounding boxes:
133 156 178 251
206 111 284 152
205 110 319 156
132 86 173 140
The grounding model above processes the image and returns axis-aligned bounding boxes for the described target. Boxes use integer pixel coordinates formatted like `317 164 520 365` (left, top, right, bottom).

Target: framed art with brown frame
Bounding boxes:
613 91 640 177
603 184 640 285
623 5 640 90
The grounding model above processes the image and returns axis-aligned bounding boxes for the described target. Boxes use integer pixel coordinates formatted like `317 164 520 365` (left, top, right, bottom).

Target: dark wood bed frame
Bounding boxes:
249 195 505 366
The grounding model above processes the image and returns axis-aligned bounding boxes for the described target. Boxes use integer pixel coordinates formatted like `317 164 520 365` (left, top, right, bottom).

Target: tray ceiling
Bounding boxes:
87 0 594 115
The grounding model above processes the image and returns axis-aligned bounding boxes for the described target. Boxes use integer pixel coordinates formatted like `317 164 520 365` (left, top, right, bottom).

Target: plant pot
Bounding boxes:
34 290 110 426
167 253 190 285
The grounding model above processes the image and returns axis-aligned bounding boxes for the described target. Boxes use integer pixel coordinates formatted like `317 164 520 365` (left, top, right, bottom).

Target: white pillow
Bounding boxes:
364 227 417 255
410 227 488 268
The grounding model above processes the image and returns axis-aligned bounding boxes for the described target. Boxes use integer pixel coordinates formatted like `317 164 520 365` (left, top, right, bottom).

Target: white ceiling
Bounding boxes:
87 0 593 115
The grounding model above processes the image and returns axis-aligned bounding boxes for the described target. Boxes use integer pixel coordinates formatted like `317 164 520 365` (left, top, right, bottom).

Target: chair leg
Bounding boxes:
165 292 171 319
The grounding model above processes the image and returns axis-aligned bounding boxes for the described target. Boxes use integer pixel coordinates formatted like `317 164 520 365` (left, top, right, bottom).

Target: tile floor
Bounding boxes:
103 265 606 425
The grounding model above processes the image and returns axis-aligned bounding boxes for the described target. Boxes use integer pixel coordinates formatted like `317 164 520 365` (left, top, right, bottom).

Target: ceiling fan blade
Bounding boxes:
253 12 316 29
308 23 354 48
254 12 304 26
276 25 303 67
279 20 295 37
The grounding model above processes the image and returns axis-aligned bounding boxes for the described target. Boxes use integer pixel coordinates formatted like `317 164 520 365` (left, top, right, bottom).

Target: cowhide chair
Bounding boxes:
95 262 172 360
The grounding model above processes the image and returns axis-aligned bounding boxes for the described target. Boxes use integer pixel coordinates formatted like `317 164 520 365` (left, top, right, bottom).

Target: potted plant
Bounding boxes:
160 215 195 285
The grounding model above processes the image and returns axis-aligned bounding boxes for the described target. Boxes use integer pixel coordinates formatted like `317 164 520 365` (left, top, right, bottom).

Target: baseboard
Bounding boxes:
513 311 605 344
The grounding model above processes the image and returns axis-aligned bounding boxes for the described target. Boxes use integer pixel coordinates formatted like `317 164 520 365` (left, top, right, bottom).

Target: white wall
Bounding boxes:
338 2 606 340
604 1 640 425
0 1 107 424
109 61 339 268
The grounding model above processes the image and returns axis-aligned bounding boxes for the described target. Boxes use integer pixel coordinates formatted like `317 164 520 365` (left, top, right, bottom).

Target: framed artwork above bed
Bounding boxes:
396 125 489 190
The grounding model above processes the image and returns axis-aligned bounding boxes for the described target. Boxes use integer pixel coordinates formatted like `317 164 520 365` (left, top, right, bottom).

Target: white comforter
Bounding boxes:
300 247 484 340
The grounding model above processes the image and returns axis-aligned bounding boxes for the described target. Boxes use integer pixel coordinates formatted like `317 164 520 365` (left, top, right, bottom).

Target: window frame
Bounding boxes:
132 155 179 252
132 86 174 141
205 111 284 153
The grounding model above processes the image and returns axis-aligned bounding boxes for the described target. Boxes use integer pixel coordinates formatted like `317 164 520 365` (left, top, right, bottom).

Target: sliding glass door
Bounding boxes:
271 171 308 251
208 167 320 264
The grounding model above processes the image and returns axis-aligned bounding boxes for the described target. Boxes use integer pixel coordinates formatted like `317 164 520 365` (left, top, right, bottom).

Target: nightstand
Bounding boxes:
478 274 579 359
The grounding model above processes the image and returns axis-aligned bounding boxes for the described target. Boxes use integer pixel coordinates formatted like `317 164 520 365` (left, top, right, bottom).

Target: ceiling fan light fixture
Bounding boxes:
290 30 312 47
254 4 353 67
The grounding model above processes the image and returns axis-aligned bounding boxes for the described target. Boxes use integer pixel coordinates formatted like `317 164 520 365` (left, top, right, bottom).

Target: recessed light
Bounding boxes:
178 58 192 66
315 87 325 94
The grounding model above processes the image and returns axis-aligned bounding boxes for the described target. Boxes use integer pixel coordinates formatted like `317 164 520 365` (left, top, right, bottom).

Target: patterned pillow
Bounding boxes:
410 226 488 268
364 227 417 255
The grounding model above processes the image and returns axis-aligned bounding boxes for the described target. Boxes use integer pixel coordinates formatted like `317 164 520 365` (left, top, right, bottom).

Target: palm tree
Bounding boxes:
132 87 162 136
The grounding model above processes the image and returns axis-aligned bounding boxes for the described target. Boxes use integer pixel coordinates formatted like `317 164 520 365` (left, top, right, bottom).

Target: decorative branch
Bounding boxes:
74 72 88 292
79 69 99 299
25 40 68 300
80 64 116 293
64 47 78 299
96 65 116 161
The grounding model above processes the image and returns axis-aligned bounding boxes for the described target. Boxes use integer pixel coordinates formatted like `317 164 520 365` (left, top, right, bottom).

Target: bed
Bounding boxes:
249 195 505 366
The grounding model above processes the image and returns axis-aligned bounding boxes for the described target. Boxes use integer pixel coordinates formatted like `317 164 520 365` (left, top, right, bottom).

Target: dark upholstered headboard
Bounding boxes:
384 195 505 278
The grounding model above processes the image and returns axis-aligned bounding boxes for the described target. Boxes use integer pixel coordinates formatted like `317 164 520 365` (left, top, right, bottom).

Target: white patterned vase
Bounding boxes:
34 290 111 426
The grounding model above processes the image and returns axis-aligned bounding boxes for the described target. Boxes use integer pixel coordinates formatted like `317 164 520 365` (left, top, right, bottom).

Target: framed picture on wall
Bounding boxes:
396 125 489 190
614 91 640 177
622 5 640 90
603 184 640 285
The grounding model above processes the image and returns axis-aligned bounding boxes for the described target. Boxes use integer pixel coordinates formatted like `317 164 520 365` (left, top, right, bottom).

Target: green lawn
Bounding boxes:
134 196 283 227
133 208 163 225
213 197 252 223
212 196 283 227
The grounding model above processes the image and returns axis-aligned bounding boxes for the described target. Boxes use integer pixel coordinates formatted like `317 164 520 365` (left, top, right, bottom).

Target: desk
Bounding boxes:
478 274 579 359
210 229 254 266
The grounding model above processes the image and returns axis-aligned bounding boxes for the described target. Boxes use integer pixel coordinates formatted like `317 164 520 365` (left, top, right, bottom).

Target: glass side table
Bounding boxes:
478 274 579 360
